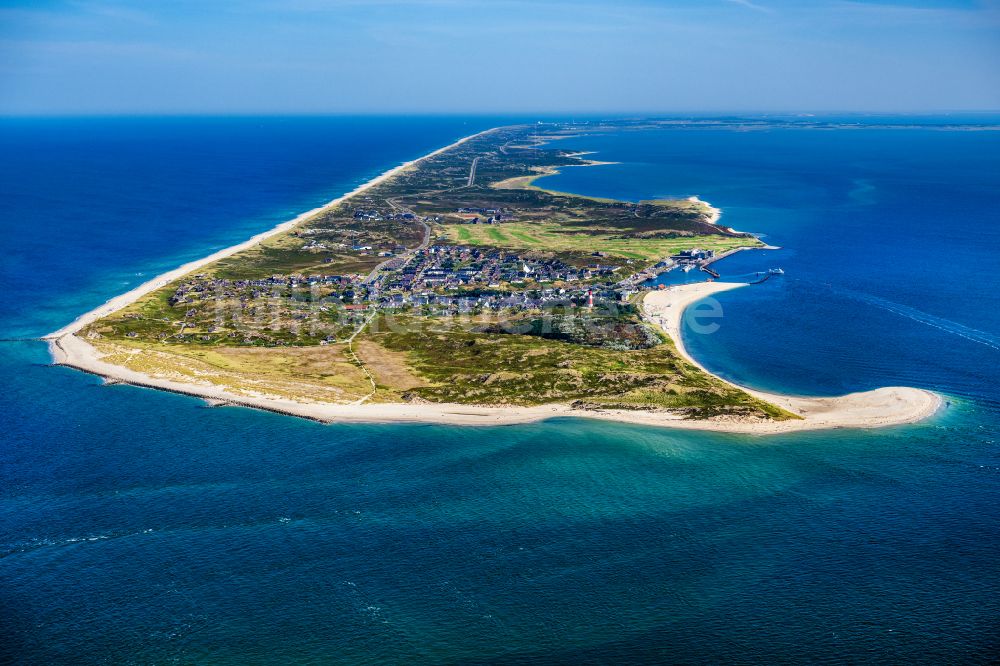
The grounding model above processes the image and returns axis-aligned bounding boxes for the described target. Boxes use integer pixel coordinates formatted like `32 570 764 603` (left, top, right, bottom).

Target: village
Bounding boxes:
164 192 741 328
166 243 651 324
112 125 762 348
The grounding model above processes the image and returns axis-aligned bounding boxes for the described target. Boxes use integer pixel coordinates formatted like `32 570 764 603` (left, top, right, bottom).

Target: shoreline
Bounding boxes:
45 126 501 340
48 131 941 433
48 283 942 433
641 282 942 432
687 196 721 224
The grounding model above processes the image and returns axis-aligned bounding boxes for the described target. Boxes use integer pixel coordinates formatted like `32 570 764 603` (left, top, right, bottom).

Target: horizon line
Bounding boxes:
2 109 999 120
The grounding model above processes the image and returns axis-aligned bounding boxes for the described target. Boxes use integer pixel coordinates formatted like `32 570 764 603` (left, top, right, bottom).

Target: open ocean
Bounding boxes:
1 116 998 664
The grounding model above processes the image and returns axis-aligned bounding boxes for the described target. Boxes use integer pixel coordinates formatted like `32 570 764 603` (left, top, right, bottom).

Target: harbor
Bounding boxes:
636 242 785 290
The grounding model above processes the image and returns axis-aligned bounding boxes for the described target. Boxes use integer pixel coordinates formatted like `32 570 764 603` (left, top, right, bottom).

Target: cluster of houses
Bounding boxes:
456 206 515 224
374 245 622 292
671 248 716 263
166 243 647 321
352 208 417 222
167 273 359 307
373 286 627 314
301 239 343 252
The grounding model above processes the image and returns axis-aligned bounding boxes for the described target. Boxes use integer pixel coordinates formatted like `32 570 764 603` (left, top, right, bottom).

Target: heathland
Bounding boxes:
49 120 937 430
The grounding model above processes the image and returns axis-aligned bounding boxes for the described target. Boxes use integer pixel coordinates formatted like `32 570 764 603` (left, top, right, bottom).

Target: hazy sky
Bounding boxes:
1 0 998 114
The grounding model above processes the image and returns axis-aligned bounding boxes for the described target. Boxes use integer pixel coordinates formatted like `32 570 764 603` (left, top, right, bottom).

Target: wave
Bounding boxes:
1 528 156 558
830 285 1000 352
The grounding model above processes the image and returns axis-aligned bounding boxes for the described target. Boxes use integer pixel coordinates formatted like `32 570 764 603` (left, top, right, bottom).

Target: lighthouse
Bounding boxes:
586 289 594 309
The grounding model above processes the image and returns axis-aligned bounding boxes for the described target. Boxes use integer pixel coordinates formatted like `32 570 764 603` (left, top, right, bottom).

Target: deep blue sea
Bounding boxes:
1 117 998 664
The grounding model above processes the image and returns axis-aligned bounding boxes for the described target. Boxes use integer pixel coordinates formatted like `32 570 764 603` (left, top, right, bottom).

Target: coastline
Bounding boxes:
491 158 621 199
641 282 942 432
46 126 500 340
687 196 721 224
48 283 942 433
47 132 941 434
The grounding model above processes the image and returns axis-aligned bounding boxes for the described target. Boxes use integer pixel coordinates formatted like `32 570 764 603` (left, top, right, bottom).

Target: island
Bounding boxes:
47 121 940 432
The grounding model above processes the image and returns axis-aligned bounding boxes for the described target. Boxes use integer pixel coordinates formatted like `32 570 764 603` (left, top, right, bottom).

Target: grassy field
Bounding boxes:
92 339 378 404
80 121 790 422
362 314 793 419
85 283 367 347
439 220 761 261
89 307 792 419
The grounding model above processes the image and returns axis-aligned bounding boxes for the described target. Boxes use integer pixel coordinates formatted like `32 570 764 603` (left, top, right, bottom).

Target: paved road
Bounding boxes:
362 205 432 284
467 156 479 186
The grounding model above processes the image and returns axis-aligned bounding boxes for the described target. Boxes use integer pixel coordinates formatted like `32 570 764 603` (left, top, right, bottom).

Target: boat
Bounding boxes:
769 268 785 275
681 264 695 272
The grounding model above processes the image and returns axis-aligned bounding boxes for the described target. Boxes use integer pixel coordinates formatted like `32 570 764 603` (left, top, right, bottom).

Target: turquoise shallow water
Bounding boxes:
1 117 998 664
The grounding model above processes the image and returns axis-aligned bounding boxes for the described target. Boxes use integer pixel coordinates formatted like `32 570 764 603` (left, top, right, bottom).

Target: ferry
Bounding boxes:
681 264 695 272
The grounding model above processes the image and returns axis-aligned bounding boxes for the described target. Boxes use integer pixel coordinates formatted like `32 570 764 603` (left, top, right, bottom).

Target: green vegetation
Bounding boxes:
90 281 367 347
439 219 759 261
364 314 790 419
92 339 376 404
476 307 662 350
81 120 788 422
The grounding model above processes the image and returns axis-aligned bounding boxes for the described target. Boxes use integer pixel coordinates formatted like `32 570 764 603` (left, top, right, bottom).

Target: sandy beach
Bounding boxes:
640 282 942 432
687 195 722 224
46 127 500 340
49 281 941 433
46 132 940 434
